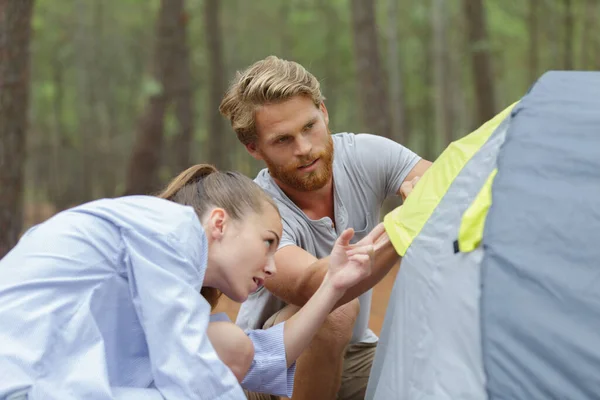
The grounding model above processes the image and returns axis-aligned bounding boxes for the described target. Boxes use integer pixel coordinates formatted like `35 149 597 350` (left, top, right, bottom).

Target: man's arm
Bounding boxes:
264 224 399 309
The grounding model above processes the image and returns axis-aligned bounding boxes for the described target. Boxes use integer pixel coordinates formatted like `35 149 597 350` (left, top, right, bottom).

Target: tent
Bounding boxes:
366 71 600 400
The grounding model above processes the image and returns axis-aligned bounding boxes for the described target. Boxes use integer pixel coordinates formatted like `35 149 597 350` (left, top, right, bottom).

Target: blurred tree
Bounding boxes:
464 0 496 125
0 0 35 258
171 5 194 173
386 0 408 145
563 0 573 70
432 0 454 147
579 0 595 70
125 0 186 195
204 0 227 170
528 0 539 85
350 0 392 138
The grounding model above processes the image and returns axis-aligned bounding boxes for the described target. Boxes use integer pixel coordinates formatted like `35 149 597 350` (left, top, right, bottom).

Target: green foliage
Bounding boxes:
25 0 597 206
141 76 163 97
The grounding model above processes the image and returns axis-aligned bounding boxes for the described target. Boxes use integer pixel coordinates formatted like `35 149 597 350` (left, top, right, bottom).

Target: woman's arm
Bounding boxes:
281 227 375 366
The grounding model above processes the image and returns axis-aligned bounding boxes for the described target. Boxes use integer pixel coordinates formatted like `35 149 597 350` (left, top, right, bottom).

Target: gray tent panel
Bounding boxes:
481 71 600 399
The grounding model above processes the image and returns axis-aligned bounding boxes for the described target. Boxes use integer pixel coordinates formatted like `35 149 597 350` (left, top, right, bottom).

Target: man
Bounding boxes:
219 55 431 399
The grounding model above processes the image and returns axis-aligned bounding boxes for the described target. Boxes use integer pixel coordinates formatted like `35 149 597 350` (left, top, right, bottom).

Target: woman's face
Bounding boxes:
205 204 282 303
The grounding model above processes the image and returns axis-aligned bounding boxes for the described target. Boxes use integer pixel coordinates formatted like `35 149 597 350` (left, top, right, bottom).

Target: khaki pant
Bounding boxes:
245 310 377 400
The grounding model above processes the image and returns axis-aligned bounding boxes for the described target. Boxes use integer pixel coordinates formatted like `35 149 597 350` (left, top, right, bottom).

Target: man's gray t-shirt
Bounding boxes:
236 132 420 344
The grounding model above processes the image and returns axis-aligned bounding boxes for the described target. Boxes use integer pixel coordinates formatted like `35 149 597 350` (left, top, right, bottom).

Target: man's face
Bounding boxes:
248 95 334 192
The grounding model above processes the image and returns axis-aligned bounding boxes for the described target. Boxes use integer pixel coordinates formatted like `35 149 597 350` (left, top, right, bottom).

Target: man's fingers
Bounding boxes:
361 222 385 244
400 182 413 200
400 175 421 201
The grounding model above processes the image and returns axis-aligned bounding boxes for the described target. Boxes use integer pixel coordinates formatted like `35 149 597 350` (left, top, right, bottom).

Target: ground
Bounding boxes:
213 263 400 336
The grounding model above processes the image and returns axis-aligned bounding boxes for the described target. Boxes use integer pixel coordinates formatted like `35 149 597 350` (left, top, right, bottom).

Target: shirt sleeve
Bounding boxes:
277 218 299 251
353 133 421 201
209 313 296 398
241 323 296 398
121 228 246 400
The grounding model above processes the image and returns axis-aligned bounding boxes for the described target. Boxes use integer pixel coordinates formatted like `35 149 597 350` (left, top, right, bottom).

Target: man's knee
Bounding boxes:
316 298 360 348
207 321 254 382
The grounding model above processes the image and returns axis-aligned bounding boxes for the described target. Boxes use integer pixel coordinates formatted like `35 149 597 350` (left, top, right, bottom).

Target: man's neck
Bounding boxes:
274 177 335 222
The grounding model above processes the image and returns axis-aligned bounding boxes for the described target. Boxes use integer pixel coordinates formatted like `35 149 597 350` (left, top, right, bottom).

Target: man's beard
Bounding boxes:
265 135 334 192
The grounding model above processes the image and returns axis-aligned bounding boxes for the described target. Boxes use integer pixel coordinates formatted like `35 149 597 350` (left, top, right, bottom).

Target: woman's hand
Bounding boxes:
326 228 375 292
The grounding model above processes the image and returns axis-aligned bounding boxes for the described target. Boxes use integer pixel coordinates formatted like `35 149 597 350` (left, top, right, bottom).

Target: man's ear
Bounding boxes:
206 208 227 240
320 102 329 126
245 142 263 161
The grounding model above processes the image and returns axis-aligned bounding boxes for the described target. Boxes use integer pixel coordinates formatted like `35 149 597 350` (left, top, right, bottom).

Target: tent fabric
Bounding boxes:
366 111 513 400
457 169 497 253
480 71 600 399
383 104 517 257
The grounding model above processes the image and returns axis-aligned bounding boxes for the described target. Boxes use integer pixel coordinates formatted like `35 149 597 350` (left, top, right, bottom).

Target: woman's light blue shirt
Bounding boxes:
0 196 294 400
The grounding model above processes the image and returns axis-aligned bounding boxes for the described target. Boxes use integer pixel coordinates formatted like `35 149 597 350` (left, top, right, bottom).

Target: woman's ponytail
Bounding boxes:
158 164 217 201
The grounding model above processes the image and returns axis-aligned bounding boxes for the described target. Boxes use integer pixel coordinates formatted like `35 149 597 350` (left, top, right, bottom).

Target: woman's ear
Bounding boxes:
206 208 227 241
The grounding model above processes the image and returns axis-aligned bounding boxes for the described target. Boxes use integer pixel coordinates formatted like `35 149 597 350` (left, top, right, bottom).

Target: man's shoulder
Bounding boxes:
331 132 387 158
253 168 285 202
331 131 355 148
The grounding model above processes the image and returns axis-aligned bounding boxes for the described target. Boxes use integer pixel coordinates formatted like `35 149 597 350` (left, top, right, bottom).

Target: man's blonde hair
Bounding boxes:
219 56 325 145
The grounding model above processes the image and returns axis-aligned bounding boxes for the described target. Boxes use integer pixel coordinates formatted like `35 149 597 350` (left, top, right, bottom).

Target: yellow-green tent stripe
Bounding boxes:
457 169 497 253
383 103 517 257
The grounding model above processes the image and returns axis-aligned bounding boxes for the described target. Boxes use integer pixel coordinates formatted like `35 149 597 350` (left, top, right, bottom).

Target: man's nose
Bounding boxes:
294 135 312 157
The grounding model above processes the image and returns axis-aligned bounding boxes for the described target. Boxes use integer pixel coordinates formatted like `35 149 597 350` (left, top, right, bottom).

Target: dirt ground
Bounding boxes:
213 262 400 336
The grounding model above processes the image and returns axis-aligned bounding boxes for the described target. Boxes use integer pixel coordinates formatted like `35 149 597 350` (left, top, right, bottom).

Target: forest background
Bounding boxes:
1 1 598 322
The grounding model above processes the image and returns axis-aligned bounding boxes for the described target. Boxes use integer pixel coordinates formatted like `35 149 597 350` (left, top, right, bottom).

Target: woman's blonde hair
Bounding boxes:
157 164 279 309
219 55 325 146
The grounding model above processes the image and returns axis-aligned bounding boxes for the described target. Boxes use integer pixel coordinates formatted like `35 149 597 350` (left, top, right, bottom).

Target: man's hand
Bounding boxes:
399 176 421 201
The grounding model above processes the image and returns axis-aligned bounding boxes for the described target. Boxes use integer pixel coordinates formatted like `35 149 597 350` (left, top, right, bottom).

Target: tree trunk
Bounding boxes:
432 0 454 148
563 0 573 70
279 2 293 59
124 0 184 195
580 0 595 70
75 0 96 202
463 0 496 126
204 0 227 169
319 0 339 123
421 19 435 160
48 47 76 211
0 0 35 258
544 0 560 69
171 5 194 174
528 0 539 85
350 0 393 138
386 0 409 144
450 22 470 138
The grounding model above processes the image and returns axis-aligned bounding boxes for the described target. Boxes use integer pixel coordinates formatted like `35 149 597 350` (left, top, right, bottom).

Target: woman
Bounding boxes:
0 164 375 400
